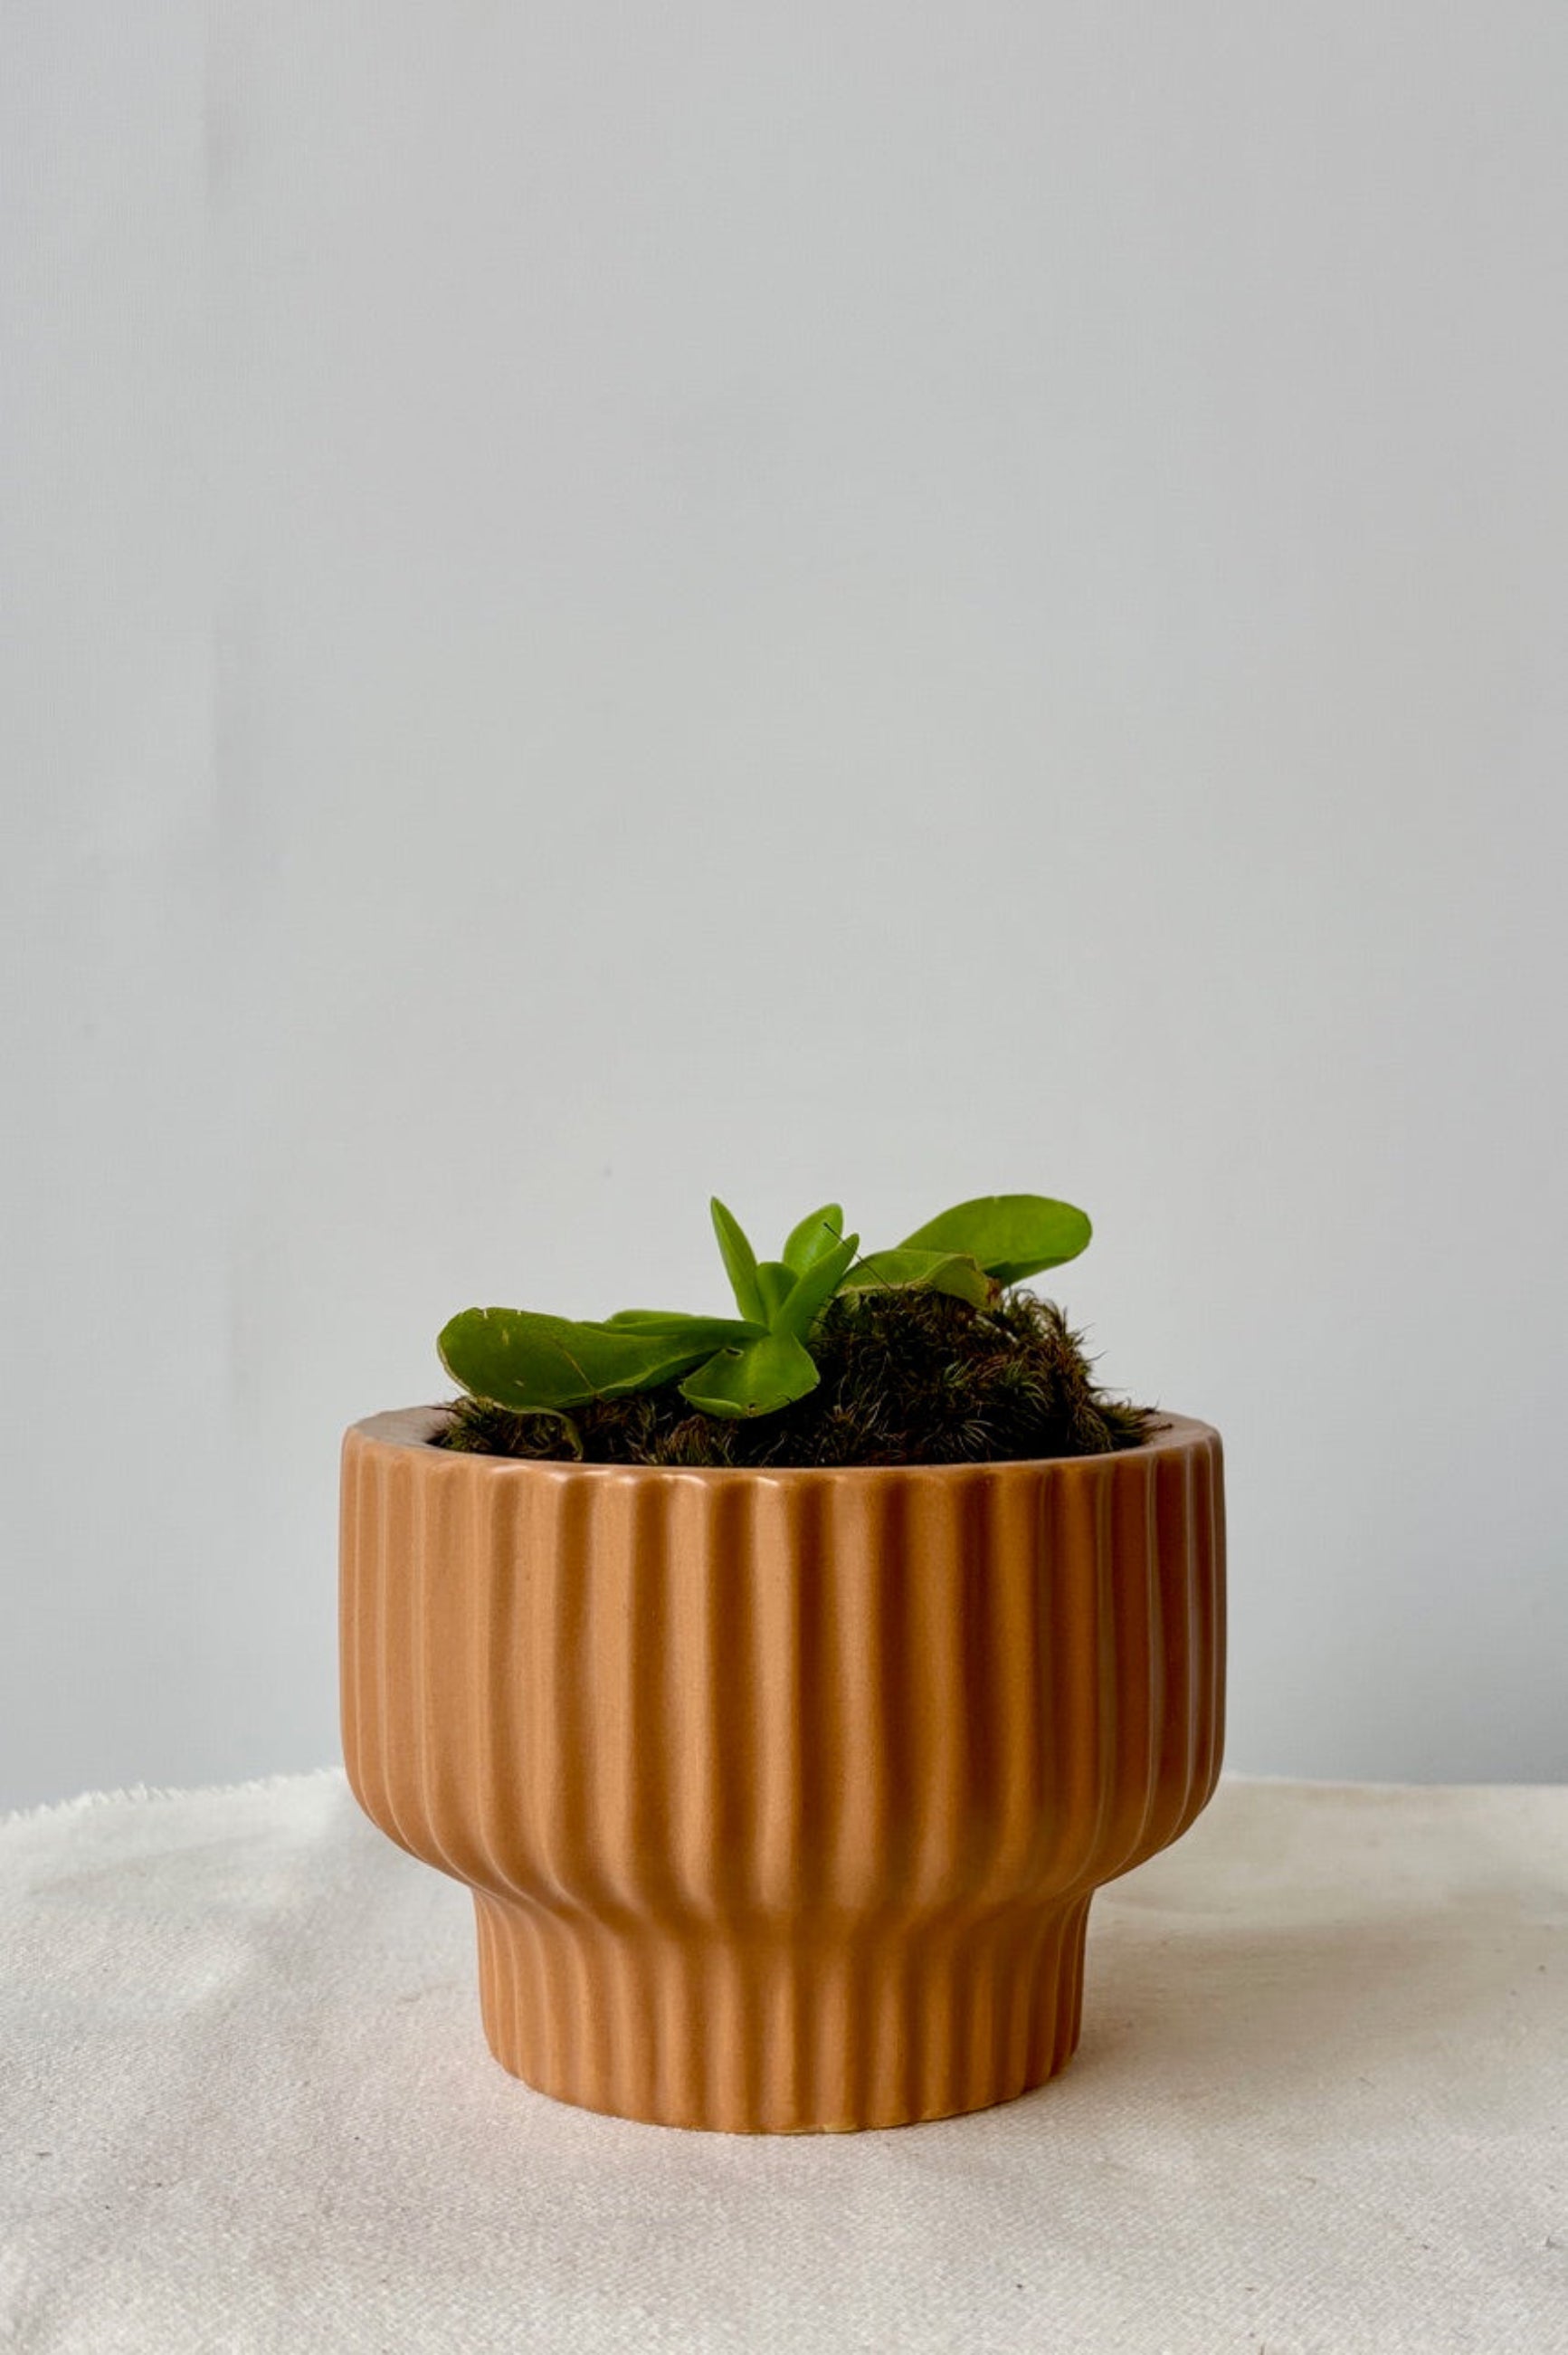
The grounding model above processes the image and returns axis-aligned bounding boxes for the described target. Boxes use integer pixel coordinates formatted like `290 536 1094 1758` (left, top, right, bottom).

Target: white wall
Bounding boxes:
5 3 1565 1810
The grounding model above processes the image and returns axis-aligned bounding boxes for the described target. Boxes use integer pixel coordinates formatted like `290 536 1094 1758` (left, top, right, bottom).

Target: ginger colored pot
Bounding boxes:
341 1407 1224 2134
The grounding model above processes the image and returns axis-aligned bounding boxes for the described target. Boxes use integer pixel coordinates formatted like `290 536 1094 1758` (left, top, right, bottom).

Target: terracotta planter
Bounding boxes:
341 1407 1224 2133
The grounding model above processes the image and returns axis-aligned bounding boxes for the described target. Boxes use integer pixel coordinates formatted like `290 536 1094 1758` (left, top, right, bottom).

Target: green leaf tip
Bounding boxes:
781 1203 846 1277
709 1197 765 1323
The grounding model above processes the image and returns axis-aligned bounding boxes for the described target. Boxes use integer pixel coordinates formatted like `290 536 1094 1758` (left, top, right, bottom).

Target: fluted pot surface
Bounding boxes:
341 1408 1224 2132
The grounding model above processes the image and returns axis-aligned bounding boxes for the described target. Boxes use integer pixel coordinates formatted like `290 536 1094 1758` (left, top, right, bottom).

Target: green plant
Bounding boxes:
441 1287 1156 1469
438 1194 1092 1422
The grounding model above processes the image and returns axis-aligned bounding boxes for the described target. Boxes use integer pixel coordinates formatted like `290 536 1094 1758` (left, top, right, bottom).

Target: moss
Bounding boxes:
432 1286 1159 1469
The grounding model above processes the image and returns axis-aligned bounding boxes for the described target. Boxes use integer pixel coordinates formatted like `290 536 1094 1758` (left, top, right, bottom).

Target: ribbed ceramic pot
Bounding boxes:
341 1407 1224 2133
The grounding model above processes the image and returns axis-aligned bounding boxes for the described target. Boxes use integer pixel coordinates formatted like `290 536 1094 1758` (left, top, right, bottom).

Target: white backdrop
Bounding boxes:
4 4 1565 1810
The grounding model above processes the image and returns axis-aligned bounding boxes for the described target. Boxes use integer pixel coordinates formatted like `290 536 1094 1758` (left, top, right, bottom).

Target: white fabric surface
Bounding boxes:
2 1773 1563 2355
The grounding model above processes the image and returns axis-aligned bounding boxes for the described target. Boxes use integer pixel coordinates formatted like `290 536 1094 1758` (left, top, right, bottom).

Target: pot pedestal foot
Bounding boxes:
472 1890 1094 2133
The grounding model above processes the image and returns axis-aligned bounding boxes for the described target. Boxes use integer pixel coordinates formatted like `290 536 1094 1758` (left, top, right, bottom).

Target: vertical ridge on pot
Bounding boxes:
341 1411 1225 2133
1102 1449 1159 1878
1039 1464 1104 1894
471 1465 519 1904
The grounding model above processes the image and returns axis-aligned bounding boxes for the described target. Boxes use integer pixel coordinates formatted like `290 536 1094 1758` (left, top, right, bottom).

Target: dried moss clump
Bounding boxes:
433 1287 1158 1469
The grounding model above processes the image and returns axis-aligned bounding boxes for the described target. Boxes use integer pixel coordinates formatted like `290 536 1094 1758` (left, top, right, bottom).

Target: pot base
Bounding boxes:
473 1890 1093 2133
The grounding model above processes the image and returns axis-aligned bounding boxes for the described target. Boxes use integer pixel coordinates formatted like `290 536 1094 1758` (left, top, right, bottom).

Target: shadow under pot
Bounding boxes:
340 1407 1225 2133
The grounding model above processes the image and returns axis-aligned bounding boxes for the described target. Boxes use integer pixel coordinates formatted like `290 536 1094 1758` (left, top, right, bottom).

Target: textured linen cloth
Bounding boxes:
1 1773 1563 2355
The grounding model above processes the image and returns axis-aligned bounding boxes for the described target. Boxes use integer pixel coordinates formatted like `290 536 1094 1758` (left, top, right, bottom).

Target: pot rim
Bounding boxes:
347 1405 1220 1480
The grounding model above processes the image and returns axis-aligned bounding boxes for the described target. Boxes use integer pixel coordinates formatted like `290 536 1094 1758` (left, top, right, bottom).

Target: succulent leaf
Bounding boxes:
709 1197 765 1322
678 1329 821 1417
769 1232 860 1341
840 1247 991 1307
754 1260 796 1321
781 1202 846 1277
898 1195 1091 1284
603 1310 765 1340
439 1308 721 1412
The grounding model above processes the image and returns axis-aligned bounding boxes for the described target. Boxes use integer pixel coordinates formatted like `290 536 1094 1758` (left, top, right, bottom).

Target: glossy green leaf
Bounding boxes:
710 1197 765 1322
438 1308 718 1411
898 1195 1092 1285
839 1247 991 1308
754 1259 795 1321
770 1232 860 1340
678 1329 821 1418
781 1202 846 1277
603 1309 765 1342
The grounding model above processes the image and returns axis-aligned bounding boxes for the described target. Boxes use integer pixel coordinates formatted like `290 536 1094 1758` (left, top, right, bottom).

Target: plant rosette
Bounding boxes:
341 1193 1225 2132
